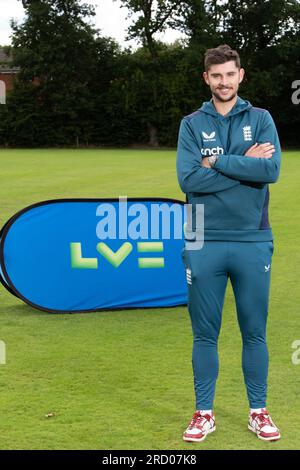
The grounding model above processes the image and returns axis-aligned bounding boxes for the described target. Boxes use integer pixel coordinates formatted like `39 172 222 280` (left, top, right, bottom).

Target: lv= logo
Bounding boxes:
70 242 165 269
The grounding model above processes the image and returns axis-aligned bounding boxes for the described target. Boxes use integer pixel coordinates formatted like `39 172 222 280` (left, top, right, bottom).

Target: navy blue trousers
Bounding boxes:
182 241 274 410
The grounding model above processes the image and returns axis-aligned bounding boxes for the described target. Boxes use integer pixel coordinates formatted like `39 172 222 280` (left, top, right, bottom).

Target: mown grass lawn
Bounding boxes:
0 149 299 450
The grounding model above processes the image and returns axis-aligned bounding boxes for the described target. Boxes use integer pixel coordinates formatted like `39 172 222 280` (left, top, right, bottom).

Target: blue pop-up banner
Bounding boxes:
0 198 188 313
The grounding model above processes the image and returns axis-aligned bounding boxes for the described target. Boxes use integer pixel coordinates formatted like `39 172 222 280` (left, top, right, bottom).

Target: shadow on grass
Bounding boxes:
0 302 54 318
0 298 186 321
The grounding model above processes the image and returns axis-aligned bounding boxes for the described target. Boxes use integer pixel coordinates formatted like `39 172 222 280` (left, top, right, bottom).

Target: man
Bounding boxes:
176 44 281 443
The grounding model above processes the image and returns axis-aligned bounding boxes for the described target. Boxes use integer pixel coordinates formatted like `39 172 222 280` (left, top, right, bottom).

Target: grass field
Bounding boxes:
0 149 299 450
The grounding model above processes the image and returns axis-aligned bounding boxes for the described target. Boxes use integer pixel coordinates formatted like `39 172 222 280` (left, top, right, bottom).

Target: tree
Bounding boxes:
118 0 182 59
174 0 219 46
5 0 99 146
217 0 300 53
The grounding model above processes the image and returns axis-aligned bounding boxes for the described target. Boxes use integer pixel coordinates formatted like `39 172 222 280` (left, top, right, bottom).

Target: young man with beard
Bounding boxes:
176 44 281 442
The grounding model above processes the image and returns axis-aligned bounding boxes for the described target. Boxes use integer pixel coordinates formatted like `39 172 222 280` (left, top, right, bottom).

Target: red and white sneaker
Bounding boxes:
248 409 281 441
183 410 216 442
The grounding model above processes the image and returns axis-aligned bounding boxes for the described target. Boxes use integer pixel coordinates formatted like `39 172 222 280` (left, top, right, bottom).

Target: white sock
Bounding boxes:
250 407 266 415
197 409 213 416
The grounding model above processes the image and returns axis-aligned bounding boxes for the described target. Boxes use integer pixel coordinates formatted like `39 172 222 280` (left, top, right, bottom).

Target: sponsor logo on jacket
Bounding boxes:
202 131 216 142
201 146 224 156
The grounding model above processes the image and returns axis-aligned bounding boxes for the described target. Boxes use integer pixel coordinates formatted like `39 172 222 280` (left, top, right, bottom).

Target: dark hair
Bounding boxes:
204 44 241 71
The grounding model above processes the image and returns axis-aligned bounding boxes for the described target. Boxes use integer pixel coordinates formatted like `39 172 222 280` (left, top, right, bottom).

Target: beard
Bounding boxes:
212 88 238 103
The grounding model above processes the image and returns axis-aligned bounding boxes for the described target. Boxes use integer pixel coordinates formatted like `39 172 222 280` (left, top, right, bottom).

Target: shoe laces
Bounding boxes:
189 411 211 430
253 411 273 428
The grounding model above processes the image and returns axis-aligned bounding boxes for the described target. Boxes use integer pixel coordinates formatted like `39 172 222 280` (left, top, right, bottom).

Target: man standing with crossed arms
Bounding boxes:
177 44 281 442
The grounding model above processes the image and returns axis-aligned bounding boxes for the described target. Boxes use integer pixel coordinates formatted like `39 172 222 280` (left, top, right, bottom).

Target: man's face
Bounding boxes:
203 61 245 102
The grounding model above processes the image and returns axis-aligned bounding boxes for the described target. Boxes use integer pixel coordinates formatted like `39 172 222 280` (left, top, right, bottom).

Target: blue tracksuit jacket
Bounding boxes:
176 96 281 241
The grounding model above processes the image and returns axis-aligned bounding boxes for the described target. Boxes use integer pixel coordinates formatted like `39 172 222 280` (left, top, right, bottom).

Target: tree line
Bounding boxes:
0 0 299 148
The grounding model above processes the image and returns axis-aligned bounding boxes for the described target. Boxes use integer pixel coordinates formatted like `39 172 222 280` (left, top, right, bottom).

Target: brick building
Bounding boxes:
0 47 19 104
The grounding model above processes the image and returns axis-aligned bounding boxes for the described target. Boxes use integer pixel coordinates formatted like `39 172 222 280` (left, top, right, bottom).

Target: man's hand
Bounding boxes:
245 142 275 159
201 157 211 168
201 142 275 167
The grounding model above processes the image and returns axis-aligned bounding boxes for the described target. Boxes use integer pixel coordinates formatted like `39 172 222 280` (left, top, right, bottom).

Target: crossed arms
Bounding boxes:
176 111 281 194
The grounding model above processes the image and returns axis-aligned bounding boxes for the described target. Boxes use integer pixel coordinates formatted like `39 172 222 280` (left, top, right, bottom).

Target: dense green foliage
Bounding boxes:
0 0 299 147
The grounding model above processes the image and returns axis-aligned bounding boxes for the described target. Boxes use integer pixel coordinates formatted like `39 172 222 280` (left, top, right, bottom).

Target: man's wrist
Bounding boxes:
208 155 219 167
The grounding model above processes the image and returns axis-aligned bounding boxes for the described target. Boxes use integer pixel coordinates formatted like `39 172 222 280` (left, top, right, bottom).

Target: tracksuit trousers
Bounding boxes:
182 240 274 410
